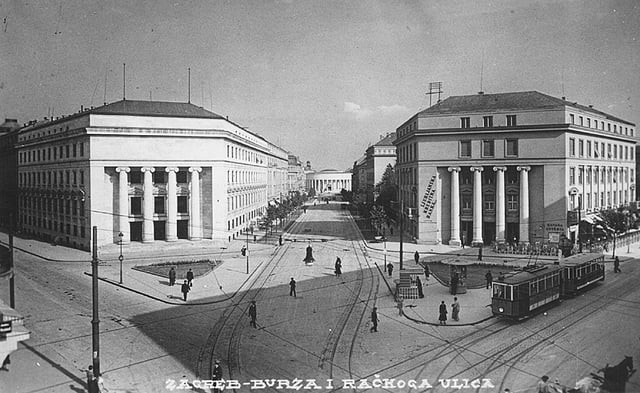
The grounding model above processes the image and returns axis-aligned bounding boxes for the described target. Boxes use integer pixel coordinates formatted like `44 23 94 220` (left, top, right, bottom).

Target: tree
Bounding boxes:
340 189 353 203
375 164 397 219
370 204 388 236
600 209 627 235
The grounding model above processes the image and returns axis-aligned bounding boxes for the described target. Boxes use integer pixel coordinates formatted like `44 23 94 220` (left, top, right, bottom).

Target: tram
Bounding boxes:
560 253 605 296
491 265 562 319
491 253 606 319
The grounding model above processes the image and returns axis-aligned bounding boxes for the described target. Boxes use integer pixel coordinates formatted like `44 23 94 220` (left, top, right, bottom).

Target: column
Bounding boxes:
116 167 130 243
448 167 461 246
165 167 179 241
189 167 202 240
493 166 507 243
141 167 155 242
517 166 531 245
471 166 484 246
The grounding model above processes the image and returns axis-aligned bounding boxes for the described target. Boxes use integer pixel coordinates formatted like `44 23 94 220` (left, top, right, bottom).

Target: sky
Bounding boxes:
1 0 639 171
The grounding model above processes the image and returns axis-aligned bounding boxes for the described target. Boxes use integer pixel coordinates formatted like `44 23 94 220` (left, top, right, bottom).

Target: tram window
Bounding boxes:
553 275 560 285
546 276 552 288
505 286 512 300
530 282 538 294
493 284 505 299
539 278 546 292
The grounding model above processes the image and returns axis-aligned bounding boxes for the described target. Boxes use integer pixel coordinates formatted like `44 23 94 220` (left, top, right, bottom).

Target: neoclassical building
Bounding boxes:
305 168 352 195
352 132 396 204
15 100 289 250
394 91 636 246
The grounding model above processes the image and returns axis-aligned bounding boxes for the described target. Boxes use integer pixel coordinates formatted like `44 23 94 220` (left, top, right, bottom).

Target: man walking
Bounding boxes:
451 297 460 321
186 268 194 287
485 270 493 289
168 267 176 286
289 277 297 297
614 256 621 273
387 262 394 277
414 250 420 265
370 307 379 332
248 300 257 328
439 300 448 325
181 280 190 301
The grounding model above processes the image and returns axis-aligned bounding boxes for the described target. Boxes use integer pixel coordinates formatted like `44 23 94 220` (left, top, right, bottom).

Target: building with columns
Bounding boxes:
15 100 290 250
394 91 636 246
305 169 352 195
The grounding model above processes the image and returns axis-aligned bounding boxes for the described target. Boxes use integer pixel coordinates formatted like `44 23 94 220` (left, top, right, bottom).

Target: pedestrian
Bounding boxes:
397 295 403 315
248 300 257 328
478 246 483 261
416 276 424 298
614 256 621 273
289 277 297 297
181 280 190 301
387 262 394 277
414 250 420 265
485 270 493 289
424 264 430 281
450 272 459 295
83 365 97 393
335 257 342 276
212 359 223 393
186 268 194 287
438 300 448 325
537 375 551 393
168 267 176 286
370 307 379 332
451 297 460 321
279 235 283 246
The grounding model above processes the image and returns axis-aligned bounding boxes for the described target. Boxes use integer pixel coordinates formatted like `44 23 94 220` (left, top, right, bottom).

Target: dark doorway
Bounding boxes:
483 222 495 245
461 221 472 246
154 221 166 240
506 223 519 244
177 220 189 239
130 222 143 242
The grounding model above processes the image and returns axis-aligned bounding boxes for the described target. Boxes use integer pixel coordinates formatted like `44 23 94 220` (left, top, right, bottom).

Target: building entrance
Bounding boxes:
506 223 519 244
154 221 166 240
483 222 496 245
177 220 188 239
130 222 143 242
461 221 472 246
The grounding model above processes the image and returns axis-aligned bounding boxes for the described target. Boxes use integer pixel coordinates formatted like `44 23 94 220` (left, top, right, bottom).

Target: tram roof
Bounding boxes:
560 253 604 266
496 264 563 285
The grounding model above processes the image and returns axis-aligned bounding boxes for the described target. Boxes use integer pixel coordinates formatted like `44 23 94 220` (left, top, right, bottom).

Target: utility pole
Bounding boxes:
91 226 101 378
578 196 582 253
9 213 15 308
399 199 404 271
246 227 249 274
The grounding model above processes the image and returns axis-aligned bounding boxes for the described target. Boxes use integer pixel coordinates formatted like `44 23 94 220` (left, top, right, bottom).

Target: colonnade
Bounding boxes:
307 178 351 193
115 166 202 243
447 165 530 246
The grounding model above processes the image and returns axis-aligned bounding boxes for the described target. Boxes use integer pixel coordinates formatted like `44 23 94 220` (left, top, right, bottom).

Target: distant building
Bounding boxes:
15 100 290 250
395 91 636 246
352 132 396 204
0 119 21 228
287 154 306 196
305 167 352 196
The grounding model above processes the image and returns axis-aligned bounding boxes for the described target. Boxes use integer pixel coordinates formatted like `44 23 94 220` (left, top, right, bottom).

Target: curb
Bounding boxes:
402 309 496 327
82 259 265 306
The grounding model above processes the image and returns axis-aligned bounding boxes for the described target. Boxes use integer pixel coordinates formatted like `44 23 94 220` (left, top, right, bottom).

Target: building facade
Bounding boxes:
352 132 396 204
0 119 21 229
305 169 352 195
15 100 290 250
287 154 307 196
394 91 636 246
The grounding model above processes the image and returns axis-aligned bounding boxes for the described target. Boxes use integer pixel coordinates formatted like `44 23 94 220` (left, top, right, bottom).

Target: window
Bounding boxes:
176 171 188 183
178 196 188 213
154 196 165 214
131 197 142 215
483 116 493 127
482 140 495 157
507 194 518 210
570 114 575 124
73 144 77 157
579 116 583 126
506 115 517 126
66 145 70 158
460 140 471 157
587 141 592 157
80 143 84 156
569 167 576 185
579 140 584 156
594 120 598 129
578 167 584 185
569 138 576 156
462 195 472 209
153 170 165 184
460 117 470 128
484 193 495 210
587 118 591 128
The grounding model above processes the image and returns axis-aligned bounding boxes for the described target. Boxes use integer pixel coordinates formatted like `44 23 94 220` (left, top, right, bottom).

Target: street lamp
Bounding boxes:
118 232 124 284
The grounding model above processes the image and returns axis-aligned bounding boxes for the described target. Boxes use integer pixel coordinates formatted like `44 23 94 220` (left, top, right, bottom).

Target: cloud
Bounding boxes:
344 102 373 120
344 101 409 121
377 104 409 116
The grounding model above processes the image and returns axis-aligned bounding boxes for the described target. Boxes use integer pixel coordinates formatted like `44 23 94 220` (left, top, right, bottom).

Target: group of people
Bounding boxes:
438 297 461 325
168 267 195 301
